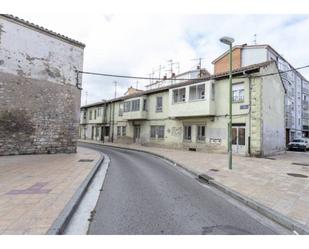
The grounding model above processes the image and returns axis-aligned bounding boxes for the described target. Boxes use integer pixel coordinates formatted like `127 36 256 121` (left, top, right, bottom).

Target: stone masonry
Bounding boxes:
0 15 85 155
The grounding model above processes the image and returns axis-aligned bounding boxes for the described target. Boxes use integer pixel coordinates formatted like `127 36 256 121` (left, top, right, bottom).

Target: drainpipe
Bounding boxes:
109 101 112 142
248 75 252 156
111 102 115 143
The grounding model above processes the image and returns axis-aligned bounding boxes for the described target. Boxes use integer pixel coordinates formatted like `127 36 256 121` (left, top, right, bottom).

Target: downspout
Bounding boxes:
111 102 115 143
248 75 252 156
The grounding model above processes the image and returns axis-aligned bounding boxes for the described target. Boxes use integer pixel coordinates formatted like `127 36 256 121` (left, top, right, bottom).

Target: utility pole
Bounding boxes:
114 81 117 98
253 34 257 45
136 80 139 89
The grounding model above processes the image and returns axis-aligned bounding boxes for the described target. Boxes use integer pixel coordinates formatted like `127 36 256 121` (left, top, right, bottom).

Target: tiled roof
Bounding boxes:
81 61 273 108
0 14 85 48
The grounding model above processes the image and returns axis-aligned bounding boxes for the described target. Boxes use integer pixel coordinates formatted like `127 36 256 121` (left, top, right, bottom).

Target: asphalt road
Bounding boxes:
81 143 289 235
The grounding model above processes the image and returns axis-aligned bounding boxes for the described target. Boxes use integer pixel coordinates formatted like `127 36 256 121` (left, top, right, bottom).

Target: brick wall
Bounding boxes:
214 48 242 74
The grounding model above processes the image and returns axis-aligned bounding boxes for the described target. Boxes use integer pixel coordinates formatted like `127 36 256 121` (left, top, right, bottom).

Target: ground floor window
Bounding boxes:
197 125 206 141
150 126 165 139
117 126 127 137
184 125 192 141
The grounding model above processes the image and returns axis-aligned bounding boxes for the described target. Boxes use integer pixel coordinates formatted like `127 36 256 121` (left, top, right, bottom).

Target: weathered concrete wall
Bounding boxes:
0 16 84 155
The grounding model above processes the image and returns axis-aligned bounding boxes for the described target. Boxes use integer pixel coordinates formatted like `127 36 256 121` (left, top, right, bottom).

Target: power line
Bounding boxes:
77 63 309 82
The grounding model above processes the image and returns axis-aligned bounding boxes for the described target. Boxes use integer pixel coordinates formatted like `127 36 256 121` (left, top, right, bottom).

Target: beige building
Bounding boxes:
80 59 288 157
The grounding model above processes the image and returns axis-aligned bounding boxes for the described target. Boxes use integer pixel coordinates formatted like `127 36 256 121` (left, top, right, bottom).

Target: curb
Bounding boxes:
78 140 309 235
47 150 105 235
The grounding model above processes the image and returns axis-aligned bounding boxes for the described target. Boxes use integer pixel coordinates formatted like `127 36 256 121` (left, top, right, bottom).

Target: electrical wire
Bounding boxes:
76 63 309 82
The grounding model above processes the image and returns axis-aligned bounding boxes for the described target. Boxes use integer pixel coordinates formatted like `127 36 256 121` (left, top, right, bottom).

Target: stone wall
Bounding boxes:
0 72 81 155
0 15 84 155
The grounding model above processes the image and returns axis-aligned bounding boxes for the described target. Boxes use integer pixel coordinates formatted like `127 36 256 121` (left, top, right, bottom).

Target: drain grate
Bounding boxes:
292 162 309 167
78 159 94 162
265 157 276 160
209 169 219 172
287 173 308 178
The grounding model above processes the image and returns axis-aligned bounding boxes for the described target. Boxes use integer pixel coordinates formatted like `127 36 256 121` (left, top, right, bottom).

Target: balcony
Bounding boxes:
122 97 148 120
168 81 216 118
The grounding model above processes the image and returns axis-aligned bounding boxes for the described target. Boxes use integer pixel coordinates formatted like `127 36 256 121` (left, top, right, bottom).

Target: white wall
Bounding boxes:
241 47 268 67
0 17 84 85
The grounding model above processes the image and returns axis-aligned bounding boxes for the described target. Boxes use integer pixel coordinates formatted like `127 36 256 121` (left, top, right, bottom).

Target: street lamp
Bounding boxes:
220 36 234 170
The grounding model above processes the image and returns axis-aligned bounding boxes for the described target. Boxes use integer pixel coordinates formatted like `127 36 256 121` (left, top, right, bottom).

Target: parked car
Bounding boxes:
288 138 309 151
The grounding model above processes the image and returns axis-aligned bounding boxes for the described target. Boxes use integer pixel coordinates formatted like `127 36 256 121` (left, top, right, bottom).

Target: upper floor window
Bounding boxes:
143 99 147 111
232 83 244 103
131 99 140 111
189 84 205 101
83 111 87 119
156 96 163 112
119 103 124 116
94 110 97 119
124 101 131 112
89 110 93 120
173 88 186 103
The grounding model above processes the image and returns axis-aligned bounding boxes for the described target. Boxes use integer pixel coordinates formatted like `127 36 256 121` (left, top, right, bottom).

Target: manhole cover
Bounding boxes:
209 169 219 172
292 162 309 167
78 159 94 162
287 173 308 178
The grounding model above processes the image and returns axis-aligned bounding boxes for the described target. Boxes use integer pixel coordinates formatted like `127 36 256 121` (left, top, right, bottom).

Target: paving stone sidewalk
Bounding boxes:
0 147 102 235
80 140 309 229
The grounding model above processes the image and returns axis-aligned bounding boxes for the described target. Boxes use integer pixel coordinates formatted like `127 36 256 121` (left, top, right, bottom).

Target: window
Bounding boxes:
156 96 163 112
150 126 165 139
83 111 87 120
119 103 124 116
94 110 97 119
197 125 206 141
124 101 131 112
117 126 121 137
232 83 244 102
122 126 126 136
173 88 186 103
211 83 215 101
143 99 147 111
131 99 140 111
89 110 93 120
184 126 192 141
189 84 205 101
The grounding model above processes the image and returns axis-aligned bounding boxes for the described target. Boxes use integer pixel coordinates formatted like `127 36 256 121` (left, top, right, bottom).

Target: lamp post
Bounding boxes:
220 36 234 170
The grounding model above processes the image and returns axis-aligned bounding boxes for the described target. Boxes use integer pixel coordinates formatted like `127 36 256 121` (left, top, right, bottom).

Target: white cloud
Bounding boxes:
12 13 309 105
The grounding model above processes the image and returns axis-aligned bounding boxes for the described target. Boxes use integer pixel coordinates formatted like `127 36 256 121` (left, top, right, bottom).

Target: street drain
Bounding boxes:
265 157 276 160
210 169 219 172
292 162 309 167
78 159 94 162
287 173 308 178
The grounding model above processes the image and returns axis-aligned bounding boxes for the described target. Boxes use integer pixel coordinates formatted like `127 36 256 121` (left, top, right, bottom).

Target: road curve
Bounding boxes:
80 143 289 235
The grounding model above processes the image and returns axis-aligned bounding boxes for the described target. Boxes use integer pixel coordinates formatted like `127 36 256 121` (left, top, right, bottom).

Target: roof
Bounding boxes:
0 14 85 48
81 61 273 109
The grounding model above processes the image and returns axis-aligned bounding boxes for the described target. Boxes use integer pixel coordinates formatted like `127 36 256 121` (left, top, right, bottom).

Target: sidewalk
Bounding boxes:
0 147 102 235
80 139 309 230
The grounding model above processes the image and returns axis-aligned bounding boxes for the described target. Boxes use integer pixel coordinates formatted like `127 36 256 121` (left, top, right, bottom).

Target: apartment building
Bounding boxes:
80 60 287 157
0 15 85 155
212 44 309 143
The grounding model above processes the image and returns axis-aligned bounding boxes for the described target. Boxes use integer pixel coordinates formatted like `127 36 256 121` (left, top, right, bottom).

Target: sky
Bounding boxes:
13 14 309 105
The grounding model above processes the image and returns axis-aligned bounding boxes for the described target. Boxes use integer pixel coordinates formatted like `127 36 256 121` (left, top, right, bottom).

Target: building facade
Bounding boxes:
212 44 309 143
80 61 287 157
0 15 85 155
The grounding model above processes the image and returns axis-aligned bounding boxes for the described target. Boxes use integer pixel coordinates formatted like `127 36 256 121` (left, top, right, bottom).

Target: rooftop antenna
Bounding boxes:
253 34 257 45
192 58 205 69
114 81 117 98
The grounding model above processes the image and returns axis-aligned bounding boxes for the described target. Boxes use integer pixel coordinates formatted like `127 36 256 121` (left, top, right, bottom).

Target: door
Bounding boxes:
133 125 141 143
232 125 246 154
91 126 94 140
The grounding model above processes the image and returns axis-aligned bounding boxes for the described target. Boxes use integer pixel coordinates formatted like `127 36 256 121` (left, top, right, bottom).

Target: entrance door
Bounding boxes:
232 125 246 154
133 125 141 143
